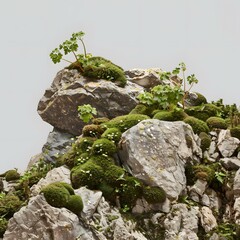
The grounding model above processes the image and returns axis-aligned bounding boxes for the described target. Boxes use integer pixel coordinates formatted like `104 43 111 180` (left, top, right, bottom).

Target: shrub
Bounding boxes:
143 186 166 204
102 114 150 132
41 183 70 208
71 161 104 189
0 218 8 237
230 126 240 140
199 132 211 152
206 117 227 130
185 103 221 121
184 116 209 134
91 138 117 156
82 124 104 138
0 194 23 218
66 195 83 215
101 128 122 143
5 169 20 182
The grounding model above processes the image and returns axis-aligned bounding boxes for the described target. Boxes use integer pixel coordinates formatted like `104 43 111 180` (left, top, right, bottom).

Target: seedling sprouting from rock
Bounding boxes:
78 104 97 123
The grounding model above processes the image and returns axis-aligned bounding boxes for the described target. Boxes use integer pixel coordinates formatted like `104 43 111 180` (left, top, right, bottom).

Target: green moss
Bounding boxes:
0 218 8 237
82 124 104 138
92 117 109 125
101 128 122 143
0 194 23 218
183 116 210 134
187 92 207 106
193 164 216 183
75 152 90 166
41 183 70 208
90 155 115 169
104 164 125 186
71 161 104 189
129 104 148 115
143 186 166 204
199 132 211 152
99 182 117 204
185 103 221 121
230 126 240 140
206 117 227 130
66 195 83 215
51 182 75 195
91 138 117 156
153 108 187 121
75 137 96 153
5 170 20 182
101 114 150 132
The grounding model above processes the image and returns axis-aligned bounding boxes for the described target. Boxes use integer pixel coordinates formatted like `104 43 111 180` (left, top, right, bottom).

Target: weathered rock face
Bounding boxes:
38 69 143 135
119 119 202 199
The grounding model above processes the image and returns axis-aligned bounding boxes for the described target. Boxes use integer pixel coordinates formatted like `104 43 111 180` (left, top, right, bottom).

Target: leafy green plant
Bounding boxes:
78 104 97 123
214 171 227 184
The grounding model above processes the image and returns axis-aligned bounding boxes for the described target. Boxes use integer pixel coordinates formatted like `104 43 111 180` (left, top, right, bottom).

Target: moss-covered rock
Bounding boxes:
75 137 96 153
206 117 227 130
99 182 117 204
186 92 207 106
92 117 109 125
184 116 210 134
193 164 216 183
104 164 125 186
0 218 8 237
153 108 187 121
91 138 117 156
71 161 104 189
65 195 83 215
90 155 115 169
129 104 148 115
199 132 211 152
0 194 23 218
5 169 20 182
51 182 75 195
230 126 240 140
101 127 122 143
41 183 70 208
143 186 166 204
82 124 104 138
75 152 90 166
185 103 220 121
101 114 150 132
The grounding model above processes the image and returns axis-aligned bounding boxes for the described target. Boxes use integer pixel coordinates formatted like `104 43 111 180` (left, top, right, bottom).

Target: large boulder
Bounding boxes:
118 119 202 199
38 69 144 135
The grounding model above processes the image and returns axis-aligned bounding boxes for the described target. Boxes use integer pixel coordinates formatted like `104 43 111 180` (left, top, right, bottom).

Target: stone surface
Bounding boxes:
233 197 240 224
3 195 91 240
164 203 199 240
220 157 240 170
201 189 221 212
119 119 202 199
189 179 207 196
30 166 71 196
38 69 143 135
42 128 75 163
217 137 240 158
199 206 217 233
234 168 240 198
27 153 43 170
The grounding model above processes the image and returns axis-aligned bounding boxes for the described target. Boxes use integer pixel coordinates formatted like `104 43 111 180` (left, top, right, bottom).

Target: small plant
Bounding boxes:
214 171 227 184
78 104 97 123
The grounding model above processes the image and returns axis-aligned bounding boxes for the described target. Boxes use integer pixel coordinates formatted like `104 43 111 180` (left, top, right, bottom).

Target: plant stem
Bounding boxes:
182 70 186 109
62 58 74 64
80 39 87 57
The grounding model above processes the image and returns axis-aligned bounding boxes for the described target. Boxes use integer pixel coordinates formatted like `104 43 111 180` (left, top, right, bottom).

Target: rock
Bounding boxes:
220 157 240 170
234 168 240 198
199 206 217 233
42 128 75 163
3 195 93 240
208 141 217 156
119 119 202 199
38 69 143 135
189 179 208 196
164 203 199 240
30 166 71 196
201 189 221 212
233 197 240 224
217 129 240 158
75 187 102 221
27 153 43 170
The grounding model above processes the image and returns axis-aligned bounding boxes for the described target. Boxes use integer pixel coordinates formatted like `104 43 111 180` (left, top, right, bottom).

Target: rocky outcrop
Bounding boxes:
119 119 202 199
38 69 143 135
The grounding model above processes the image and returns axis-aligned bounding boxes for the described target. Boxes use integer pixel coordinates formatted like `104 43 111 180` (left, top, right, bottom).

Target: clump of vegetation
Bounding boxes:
206 116 227 130
5 169 20 182
91 138 117 156
50 31 127 87
90 155 115 169
193 164 217 183
101 114 150 132
78 104 97 123
92 117 109 125
65 195 84 215
101 128 122 143
183 116 209 134
185 92 207 106
153 108 187 121
199 132 211 152
0 217 8 237
82 124 104 138
230 126 240 140
143 186 166 204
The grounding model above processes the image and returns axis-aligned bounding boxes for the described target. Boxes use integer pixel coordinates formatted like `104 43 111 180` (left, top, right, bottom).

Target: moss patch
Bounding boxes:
66 195 83 215
5 170 20 182
199 132 211 152
206 117 227 130
184 116 209 134
92 138 117 156
143 186 166 204
101 127 122 143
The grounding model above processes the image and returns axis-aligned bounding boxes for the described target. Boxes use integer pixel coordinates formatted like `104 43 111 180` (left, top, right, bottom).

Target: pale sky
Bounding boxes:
0 0 239 172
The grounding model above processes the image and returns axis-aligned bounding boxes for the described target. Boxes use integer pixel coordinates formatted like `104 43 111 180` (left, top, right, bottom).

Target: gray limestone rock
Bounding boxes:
38 69 143 135
220 157 240 170
234 168 240 198
119 119 202 199
233 197 240 225
199 206 217 233
164 203 199 240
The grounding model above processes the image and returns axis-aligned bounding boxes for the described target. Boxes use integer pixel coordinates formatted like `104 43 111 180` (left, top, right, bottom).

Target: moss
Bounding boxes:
129 104 148 115
104 164 125 186
206 117 227 130
185 134 193 148
99 182 117 203
186 92 207 106
0 218 8 237
71 161 104 189
143 186 166 204
199 132 211 152
74 137 96 153
101 114 150 132
92 117 109 125
101 128 122 143
5 169 20 182
41 183 70 208
0 194 23 218
153 108 187 122
82 124 104 138
193 164 216 183
51 182 75 195
185 103 221 121
183 116 209 134
91 138 117 156
90 155 115 169
75 152 90 166
66 195 83 215
230 126 240 140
